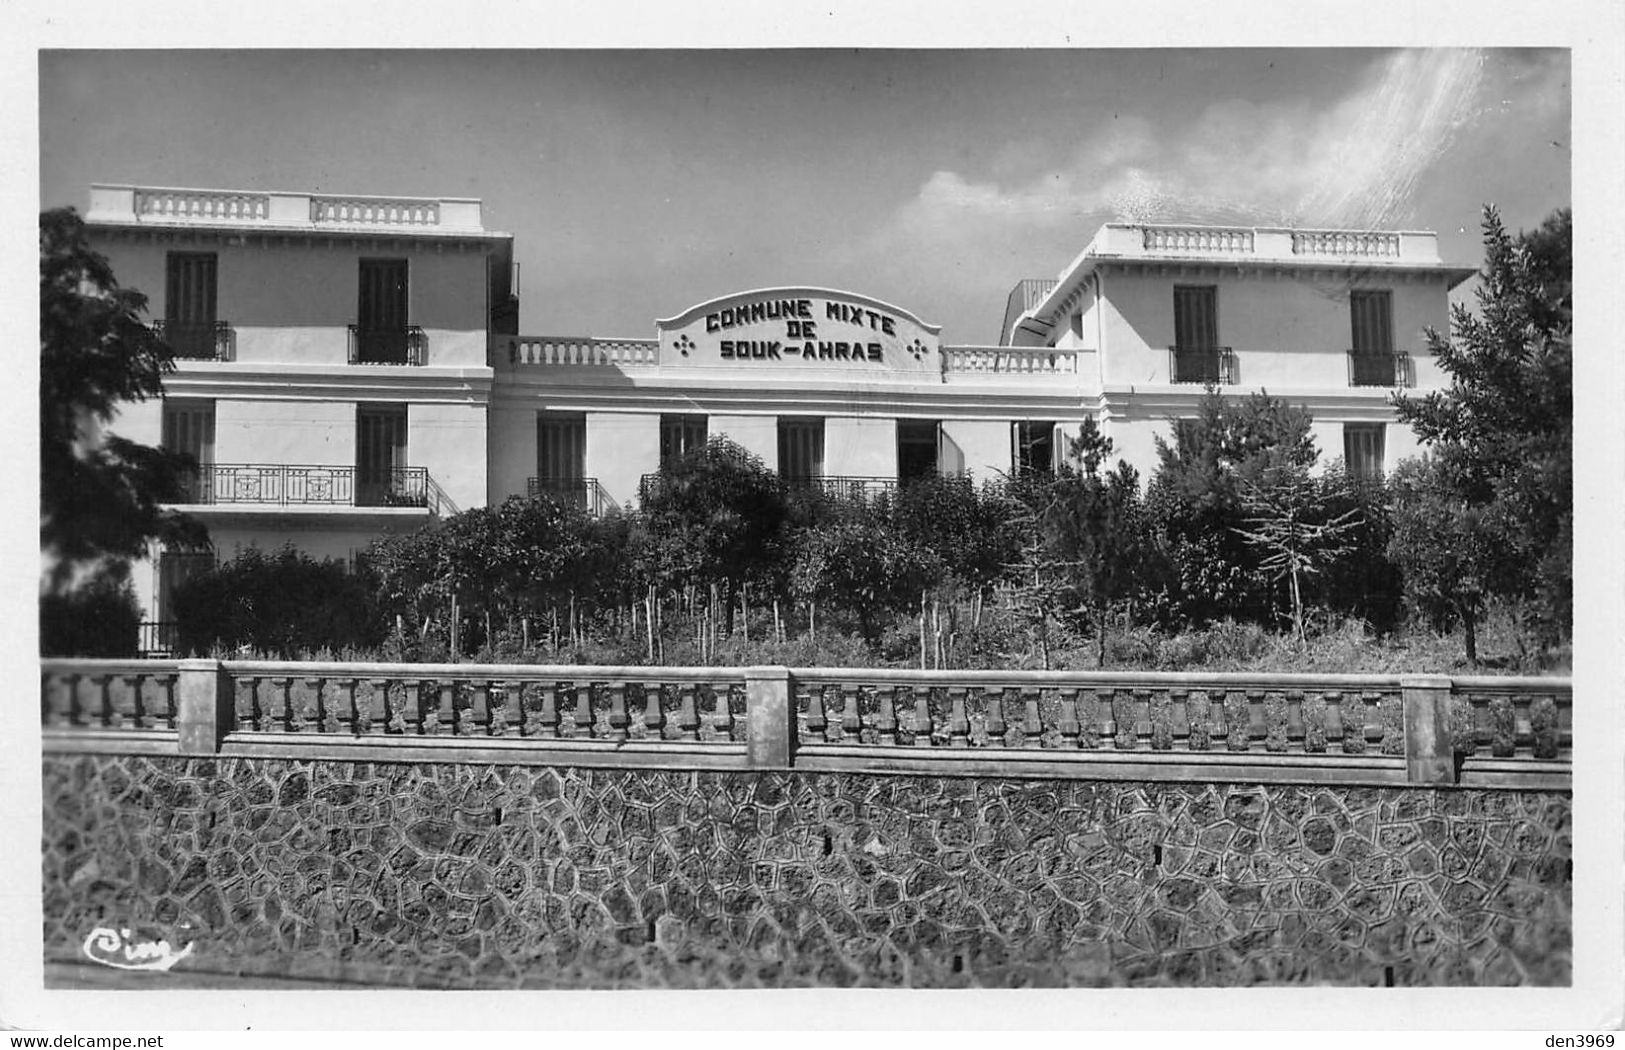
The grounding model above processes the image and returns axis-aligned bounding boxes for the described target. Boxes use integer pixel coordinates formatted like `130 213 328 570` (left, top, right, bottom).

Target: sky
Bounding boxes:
38 47 1570 346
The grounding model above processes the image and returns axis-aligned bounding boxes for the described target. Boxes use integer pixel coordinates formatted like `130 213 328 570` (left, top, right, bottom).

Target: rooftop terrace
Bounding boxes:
85 183 497 237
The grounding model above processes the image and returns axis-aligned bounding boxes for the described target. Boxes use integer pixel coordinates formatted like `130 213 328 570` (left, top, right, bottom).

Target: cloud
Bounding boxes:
869 49 1499 286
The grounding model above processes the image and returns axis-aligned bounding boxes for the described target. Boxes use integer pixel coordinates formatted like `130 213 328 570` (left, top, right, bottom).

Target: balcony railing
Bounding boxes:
137 621 181 658
1143 226 1255 254
637 473 900 506
1168 345 1236 385
151 320 234 361
348 325 427 366
496 336 659 367
941 346 1077 375
787 475 901 501
528 476 614 515
1348 351 1413 388
175 464 451 514
1293 230 1402 258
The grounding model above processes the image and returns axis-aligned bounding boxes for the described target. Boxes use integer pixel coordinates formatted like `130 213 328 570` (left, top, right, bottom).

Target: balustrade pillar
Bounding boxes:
177 659 234 755
746 666 794 768
1401 675 1457 785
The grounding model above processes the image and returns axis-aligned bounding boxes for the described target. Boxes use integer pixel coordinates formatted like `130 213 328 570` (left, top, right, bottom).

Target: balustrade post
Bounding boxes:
1401 675 1457 785
746 666 795 769
177 659 234 755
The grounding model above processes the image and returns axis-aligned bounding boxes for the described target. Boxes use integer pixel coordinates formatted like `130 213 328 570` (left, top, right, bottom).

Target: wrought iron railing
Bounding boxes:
175 464 449 512
152 319 234 361
786 475 900 500
137 622 181 658
636 472 901 507
348 325 427 366
1347 351 1412 388
1168 345 1236 384
528 476 614 515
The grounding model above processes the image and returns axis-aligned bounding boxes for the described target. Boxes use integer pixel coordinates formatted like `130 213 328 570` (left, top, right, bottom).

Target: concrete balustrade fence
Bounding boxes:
38 658 1575 988
41 660 1571 791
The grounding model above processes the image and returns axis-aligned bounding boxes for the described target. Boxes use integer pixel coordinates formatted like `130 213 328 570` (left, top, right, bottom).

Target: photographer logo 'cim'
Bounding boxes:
82 926 194 971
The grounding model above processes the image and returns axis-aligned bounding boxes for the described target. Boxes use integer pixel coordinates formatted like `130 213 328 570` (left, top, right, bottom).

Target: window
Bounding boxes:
1171 285 1229 383
897 420 941 483
161 400 214 502
1350 290 1394 355
1349 290 1398 386
778 418 824 480
535 412 587 505
1173 285 1218 348
659 414 708 469
163 252 220 359
1344 423 1386 480
1014 421 1057 476
355 259 411 363
357 405 408 506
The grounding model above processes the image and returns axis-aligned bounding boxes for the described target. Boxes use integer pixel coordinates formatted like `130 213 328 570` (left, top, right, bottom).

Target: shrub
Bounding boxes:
173 545 384 657
39 563 141 657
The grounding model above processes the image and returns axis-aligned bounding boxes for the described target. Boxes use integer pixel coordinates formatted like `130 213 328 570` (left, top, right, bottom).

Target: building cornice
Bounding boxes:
163 364 494 404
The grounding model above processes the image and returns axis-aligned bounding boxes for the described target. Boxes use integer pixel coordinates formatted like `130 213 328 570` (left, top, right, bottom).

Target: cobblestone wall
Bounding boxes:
42 755 1571 987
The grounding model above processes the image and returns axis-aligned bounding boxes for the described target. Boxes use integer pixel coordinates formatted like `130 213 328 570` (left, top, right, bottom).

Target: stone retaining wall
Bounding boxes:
42 754 1571 988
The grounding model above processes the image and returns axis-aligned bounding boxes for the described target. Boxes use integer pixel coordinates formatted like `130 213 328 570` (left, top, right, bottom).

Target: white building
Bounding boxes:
81 184 1474 645
84 185 515 649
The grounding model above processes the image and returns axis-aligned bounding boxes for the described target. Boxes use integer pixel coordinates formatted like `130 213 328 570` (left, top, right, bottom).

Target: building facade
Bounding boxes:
81 184 1474 640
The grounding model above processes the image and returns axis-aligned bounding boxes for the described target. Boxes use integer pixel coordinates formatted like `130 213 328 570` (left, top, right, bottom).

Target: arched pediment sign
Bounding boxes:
654 287 943 373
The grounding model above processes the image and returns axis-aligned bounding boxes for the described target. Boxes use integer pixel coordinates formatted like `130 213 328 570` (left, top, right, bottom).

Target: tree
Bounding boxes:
1232 465 1362 645
788 512 943 645
1144 388 1318 626
1016 420 1156 666
40 208 205 595
892 473 1019 621
1392 205 1572 652
1386 456 1500 664
637 437 788 632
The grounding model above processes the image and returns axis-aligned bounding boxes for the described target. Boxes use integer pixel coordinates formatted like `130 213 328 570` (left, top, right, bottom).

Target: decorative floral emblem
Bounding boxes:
83 926 194 971
907 338 927 360
674 334 695 356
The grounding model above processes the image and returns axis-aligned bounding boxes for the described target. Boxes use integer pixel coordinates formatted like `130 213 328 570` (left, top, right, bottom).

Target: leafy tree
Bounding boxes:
1392 205 1572 650
1386 456 1500 663
40 208 206 597
893 473 1019 610
788 512 943 644
1145 388 1317 625
637 437 789 629
1315 463 1404 632
1232 465 1362 645
1006 420 1157 666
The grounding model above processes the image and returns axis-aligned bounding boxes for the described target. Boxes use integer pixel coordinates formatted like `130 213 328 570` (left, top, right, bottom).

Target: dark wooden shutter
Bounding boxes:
359 259 408 331
1350 291 1393 355
165 253 218 358
165 253 217 325
358 259 410 363
1173 286 1218 348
